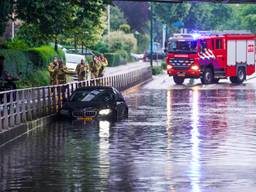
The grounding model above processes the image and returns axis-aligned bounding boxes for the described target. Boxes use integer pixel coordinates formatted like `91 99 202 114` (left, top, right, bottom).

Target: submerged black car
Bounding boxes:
59 86 128 121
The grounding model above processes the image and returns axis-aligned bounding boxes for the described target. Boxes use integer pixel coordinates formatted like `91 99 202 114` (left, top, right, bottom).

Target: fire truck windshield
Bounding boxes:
168 40 197 54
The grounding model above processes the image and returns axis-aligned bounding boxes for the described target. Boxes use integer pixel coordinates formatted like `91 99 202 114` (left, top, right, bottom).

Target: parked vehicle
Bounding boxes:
143 42 165 61
165 32 256 85
65 53 85 73
66 48 94 56
58 86 128 122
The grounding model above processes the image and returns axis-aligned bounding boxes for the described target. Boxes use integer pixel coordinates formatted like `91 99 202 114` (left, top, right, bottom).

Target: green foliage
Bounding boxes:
28 46 55 67
15 24 50 47
16 69 50 88
110 6 127 31
154 3 191 32
135 33 149 53
16 0 73 38
183 3 232 31
240 5 256 33
105 53 122 67
152 66 163 75
91 41 110 54
119 24 131 33
5 38 29 50
161 60 167 70
106 31 137 53
0 49 34 76
0 45 65 88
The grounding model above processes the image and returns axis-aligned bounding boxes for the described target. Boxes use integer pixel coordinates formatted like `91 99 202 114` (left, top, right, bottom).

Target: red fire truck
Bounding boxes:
166 33 256 85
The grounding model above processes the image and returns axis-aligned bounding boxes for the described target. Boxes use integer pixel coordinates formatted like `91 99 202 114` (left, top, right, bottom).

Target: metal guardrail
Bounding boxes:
0 67 152 132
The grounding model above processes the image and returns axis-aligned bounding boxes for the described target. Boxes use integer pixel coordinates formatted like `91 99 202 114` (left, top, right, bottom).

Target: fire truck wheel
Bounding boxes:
230 77 238 84
201 68 213 84
236 67 246 84
173 76 185 85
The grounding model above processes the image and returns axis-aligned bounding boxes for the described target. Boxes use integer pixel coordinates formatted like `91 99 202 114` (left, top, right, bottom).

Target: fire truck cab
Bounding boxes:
166 33 256 85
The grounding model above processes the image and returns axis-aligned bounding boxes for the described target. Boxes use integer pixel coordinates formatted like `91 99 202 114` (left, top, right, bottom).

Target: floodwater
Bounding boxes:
1 81 256 191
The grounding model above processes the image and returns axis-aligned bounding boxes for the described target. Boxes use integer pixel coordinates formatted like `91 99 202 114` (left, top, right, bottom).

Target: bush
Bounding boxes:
0 49 34 76
135 33 149 54
119 24 131 33
105 31 137 54
161 60 167 70
5 38 29 50
92 41 110 54
105 53 121 67
28 45 65 67
0 45 65 88
16 69 50 88
152 66 163 75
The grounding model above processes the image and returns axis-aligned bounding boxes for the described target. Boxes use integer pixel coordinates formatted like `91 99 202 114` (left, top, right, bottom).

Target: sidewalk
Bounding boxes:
105 61 150 76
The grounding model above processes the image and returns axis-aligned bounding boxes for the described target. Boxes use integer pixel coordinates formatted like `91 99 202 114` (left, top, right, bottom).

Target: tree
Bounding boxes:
154 3 191 32
63 0 108 50
115 1 149 33
14 0 112 50
15 0 73 50
0 0 12 36
240 5 256 33
119 24 131 33
110 6 127 31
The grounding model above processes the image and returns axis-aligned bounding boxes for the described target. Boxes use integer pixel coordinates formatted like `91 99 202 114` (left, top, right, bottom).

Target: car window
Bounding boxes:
216 39 222 49
113 88 124 101
70 89 105 102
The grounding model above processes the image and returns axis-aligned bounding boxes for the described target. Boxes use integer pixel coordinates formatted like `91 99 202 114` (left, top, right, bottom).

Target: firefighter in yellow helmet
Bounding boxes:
76 59 89 81
98 54 108 77
56 60 71 85
90 56 100 79
48 57 58 85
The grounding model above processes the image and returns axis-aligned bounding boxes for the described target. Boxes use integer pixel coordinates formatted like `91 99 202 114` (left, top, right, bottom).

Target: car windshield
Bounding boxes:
168 40 197 54
70 89 108 102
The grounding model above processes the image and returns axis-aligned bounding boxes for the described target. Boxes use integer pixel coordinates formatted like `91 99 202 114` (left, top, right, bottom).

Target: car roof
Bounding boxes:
74 86 114 92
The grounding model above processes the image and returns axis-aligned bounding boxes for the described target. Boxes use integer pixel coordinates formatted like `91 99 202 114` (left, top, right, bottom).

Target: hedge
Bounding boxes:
0 45 65 87
105 50 129 67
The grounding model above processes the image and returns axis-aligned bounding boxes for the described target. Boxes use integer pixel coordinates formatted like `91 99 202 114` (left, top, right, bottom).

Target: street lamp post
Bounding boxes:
150 2 153 69
107 5 111 37
11 12 15 39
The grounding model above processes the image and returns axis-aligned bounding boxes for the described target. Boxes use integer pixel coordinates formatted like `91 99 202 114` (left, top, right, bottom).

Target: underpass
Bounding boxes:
1 76 256 191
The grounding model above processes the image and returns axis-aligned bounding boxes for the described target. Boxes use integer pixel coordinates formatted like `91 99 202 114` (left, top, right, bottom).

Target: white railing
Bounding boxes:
0 67 152 132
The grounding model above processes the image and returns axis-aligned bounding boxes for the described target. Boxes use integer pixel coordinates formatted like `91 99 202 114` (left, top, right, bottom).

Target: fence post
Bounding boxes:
16 91 21 125
3 93 8 129
9 92 15 127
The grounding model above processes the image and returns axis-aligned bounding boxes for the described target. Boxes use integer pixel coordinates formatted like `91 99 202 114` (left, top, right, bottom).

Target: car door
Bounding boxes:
214 38 225 69
113 89 126 119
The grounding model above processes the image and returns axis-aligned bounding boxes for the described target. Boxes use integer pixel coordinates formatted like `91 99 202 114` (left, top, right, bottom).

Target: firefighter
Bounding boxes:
55 59 71 85
48 57 58 85
90 56 100 79
76 59 89 81
98 54 108 77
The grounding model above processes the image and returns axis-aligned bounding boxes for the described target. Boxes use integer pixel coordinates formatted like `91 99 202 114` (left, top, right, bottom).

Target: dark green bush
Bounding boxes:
28 45 65 67
92 41 110 54
0 45 65 88
161 60 167 70
5 38 29 50
152 66 163 75
0 49 34 76
105 53 122 67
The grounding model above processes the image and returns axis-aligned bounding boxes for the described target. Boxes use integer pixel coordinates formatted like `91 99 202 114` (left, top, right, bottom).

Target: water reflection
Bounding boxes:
99 121 111 191
189 88 201 192
1 88 256 191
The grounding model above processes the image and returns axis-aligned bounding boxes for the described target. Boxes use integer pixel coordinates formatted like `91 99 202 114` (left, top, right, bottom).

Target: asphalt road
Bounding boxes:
1 73 256 191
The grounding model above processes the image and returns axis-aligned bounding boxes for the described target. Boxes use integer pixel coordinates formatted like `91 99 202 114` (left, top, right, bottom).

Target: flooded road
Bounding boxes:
1 78 256 191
